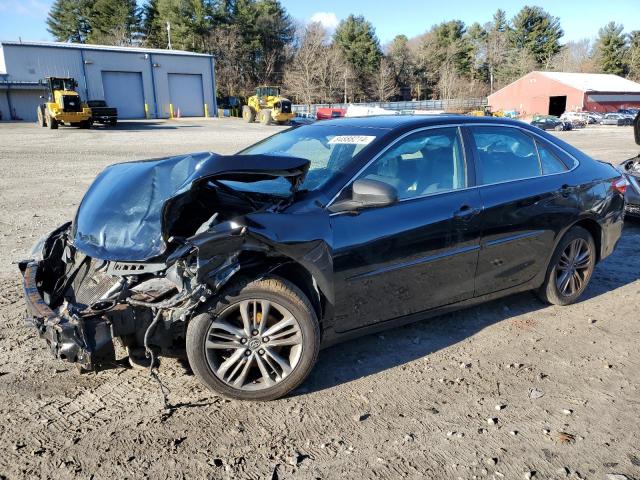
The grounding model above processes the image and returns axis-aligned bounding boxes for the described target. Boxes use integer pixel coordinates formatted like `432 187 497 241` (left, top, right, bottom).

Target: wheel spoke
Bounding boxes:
572 271 583 291
206 339 243 350
558 269 572 293
232 355 255 387
210 319 245 338
239 301 253 336
263 315 296 338
255 354 275 387
258 301 271 335
216 348 246 378
264 347 292 377
574 250 590 269
268 333 302 348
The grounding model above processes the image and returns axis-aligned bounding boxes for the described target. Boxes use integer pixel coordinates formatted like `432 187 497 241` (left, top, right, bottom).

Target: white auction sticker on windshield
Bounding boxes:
328 135 376 145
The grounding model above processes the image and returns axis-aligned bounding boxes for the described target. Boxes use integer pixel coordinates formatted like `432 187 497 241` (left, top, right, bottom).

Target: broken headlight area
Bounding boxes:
20 221 243 371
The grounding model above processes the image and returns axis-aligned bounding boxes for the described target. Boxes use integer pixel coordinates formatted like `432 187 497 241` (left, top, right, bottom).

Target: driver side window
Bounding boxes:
355 127 467 200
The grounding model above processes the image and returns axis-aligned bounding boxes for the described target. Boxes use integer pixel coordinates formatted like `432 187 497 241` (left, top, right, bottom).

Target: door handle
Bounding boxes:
453 204 481 219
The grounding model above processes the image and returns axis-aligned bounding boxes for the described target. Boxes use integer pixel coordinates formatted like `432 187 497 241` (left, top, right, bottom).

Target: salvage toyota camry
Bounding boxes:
20 115 627 400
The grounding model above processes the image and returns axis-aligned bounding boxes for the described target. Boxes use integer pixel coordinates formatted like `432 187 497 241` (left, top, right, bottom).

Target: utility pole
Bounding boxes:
167 22 172 50
343 71 347 104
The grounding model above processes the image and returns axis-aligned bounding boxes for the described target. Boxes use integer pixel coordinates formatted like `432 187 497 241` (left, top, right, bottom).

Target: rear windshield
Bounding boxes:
224 124 385 196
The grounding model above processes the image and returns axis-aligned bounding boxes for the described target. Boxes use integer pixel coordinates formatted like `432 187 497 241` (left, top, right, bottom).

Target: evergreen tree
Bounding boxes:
333 14 382 100
46 0 91 43
594 22 628 75
141 0 166 48
509 6 563 67
233 0 295 85
89 0 141 45
628 31 640 81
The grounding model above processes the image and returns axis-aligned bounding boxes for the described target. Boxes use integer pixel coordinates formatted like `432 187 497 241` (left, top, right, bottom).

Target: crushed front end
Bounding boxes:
19 221 242 370
18 151 310 371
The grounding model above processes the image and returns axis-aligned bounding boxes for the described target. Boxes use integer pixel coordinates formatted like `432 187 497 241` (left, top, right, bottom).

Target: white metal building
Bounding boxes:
0 41 217 121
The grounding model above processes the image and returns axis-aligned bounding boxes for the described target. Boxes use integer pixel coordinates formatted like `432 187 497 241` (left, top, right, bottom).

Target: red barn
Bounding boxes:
488 71 640 117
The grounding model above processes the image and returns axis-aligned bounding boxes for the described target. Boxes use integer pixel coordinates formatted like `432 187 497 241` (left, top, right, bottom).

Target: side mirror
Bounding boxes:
352 179 397 207
39 95 44 99
330 178 398 212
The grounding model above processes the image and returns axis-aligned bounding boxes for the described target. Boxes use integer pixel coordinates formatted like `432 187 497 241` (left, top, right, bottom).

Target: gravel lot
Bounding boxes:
0 119 639 480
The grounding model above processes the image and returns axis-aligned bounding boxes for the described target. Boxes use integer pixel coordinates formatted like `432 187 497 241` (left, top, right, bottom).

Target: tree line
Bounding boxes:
46 1 640 103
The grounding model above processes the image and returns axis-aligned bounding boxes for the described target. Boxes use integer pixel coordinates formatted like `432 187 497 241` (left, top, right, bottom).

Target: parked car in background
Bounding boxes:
601 113 633 126
618 108 639 118
19 115 626 400
87 100 118 126
560 113 586 129
531 115 572 131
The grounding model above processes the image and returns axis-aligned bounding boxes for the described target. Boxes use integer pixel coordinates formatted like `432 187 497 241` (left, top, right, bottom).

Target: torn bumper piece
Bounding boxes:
21 261 114 369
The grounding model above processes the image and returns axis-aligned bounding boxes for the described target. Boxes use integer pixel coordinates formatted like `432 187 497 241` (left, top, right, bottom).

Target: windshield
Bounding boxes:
226 124 385 196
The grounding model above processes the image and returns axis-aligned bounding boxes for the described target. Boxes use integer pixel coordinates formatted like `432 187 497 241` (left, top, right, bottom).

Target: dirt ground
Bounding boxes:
0 119 639 480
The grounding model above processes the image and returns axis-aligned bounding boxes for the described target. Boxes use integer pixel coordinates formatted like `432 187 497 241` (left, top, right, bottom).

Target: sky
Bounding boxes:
0 0 639 45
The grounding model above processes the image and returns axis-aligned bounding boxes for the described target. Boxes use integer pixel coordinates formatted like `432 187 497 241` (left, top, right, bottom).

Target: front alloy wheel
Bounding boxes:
187 277 320 401
206 299 303 390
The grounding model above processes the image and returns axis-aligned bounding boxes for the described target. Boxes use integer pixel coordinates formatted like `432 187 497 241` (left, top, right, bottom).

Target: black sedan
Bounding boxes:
531 116 572 131
20 116 626 401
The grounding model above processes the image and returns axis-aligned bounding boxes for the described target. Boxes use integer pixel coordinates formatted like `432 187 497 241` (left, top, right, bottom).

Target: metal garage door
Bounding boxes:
9 90 42 122
168 74 204 117
102 71 145 119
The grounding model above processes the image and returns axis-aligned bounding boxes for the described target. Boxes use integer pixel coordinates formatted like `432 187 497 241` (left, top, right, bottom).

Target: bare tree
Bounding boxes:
284 22 350 104
207 25 248 96
551 39 595 72
373 57 397 101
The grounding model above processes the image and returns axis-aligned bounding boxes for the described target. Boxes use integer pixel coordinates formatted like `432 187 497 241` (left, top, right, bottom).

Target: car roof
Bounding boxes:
317 114 530 129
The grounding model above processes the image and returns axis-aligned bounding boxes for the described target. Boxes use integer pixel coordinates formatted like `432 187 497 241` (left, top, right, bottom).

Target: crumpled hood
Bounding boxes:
71 152 309 261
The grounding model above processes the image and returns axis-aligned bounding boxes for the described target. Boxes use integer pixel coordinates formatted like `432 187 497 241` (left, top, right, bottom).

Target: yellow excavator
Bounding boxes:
37 77 92 129
242 86 295 125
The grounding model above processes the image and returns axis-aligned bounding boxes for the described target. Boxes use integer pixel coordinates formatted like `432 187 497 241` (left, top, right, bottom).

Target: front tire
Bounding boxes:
37 105 46 127
242 105 255 123
46 112 58 129
537 226 596 306
260 109 273 125
186 276 320 401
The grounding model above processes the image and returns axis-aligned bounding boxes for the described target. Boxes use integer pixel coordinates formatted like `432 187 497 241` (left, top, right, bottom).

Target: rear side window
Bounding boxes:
536 140 568 174
471 127 540 184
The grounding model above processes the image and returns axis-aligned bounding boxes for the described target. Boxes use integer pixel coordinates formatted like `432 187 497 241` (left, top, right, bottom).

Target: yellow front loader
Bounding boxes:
37 77 92 129
242 86 295 125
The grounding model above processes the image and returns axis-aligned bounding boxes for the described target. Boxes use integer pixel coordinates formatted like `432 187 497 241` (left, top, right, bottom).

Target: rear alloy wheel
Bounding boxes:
186 277 320 401
537 226 596 305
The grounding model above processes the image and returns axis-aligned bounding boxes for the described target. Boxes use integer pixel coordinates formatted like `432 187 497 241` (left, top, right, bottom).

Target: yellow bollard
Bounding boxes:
204 103 209 118
144 103 150 119
169 103 174 119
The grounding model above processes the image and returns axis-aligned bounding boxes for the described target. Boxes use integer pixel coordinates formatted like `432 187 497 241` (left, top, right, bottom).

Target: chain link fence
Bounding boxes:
292 98 488 117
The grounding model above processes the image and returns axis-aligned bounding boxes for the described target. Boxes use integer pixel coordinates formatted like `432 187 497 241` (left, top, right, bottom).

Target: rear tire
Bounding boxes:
186 276 320 401
79 120 90 129
537 226 596 306
242 105 255 123
109 119 117 126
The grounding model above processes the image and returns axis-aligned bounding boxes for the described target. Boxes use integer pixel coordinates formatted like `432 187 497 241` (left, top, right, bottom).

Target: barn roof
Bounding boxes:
538 72 640 93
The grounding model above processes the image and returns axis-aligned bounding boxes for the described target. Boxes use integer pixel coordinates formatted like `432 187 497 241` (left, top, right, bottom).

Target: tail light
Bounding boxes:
611 177 629 194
